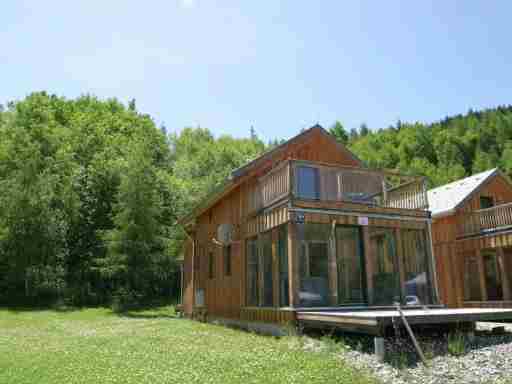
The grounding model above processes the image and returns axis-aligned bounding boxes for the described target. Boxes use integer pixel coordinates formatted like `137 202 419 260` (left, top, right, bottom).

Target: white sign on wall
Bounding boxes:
358 216 369 226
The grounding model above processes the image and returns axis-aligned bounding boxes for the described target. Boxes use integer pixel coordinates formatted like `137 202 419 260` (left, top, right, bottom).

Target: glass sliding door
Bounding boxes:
335 226 366 305
246 237 259 306
483 250 503 301
297 223 330 307
278 225 289 307
464 252 481 301
261 231 273 306
369 227 401 305
401 229 432 305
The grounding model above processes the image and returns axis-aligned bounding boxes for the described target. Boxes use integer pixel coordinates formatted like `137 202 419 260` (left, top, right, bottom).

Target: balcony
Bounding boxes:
457 203 512 238
247 160 428 214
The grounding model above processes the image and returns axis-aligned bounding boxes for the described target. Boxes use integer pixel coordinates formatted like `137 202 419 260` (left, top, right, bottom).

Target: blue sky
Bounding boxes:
1 1 511 142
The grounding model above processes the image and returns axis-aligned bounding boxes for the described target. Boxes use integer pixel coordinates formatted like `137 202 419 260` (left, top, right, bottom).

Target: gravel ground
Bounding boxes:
305 322 512 384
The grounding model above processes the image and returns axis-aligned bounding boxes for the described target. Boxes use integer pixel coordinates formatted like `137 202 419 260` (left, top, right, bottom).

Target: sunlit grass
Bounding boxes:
0 306 376 384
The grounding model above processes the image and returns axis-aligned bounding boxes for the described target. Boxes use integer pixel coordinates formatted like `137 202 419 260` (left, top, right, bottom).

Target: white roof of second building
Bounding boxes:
427 168 498 218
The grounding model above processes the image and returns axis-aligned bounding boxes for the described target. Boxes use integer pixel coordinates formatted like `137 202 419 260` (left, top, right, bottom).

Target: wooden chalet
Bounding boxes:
429 168 512 309
180 126 512 348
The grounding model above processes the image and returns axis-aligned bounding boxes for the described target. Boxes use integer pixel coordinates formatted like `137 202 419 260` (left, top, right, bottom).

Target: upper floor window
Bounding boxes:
296 166 319 200
224 245 231 276
480 196 494 209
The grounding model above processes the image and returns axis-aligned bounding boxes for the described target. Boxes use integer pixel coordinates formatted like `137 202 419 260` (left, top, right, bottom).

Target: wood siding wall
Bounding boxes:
432 174 512 308
183 128 432 322
183 128 365 318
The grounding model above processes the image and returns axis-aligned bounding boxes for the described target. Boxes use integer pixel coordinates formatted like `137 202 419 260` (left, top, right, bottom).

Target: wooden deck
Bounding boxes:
297 307 512 336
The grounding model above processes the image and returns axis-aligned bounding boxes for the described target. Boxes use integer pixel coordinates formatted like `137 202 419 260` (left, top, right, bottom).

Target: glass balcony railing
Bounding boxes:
247 160 428 213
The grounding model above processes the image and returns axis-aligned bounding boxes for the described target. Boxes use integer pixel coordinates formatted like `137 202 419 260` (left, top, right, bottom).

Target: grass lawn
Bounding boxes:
0 306 377 384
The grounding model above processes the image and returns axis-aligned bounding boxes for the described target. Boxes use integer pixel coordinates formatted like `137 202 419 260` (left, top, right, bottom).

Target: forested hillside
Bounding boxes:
331 105 512 187
0 92 265 306
1 92 511 307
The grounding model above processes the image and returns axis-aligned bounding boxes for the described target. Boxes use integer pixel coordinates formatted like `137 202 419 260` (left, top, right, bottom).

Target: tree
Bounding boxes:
0 92 175 305
98 140 174 299
349 128 359 142
329 121 348 144
359 123 370 137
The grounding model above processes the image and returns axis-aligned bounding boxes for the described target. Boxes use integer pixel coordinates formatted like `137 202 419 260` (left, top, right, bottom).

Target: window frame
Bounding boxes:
295 165 320 200
480 196 495 209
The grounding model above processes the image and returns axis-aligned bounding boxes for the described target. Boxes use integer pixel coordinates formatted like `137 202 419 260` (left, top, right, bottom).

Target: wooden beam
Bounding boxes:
476 248 488 301
363 227 374 305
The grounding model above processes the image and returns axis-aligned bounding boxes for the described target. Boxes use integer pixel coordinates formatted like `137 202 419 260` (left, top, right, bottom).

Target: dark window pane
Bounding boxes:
208 252 215 279
370 228 400 305
261 232 273 306
297 223 330 307
224 245 231 276
336 226 365 304
401 229 432 305
246 238 259 306
296 166 319 200
309 243 328 278
483 250 503 301
278 225 289 307
464 254 481 301
480 196 494 209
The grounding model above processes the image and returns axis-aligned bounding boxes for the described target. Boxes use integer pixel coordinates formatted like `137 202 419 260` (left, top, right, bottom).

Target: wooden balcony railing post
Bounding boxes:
459 203 512 238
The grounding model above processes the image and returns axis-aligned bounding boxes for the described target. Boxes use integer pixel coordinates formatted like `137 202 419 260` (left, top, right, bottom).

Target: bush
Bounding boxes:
447 332 466 356
111 288 144 312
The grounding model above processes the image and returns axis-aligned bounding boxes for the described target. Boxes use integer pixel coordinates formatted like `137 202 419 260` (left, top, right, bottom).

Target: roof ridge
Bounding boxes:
428 168 497 193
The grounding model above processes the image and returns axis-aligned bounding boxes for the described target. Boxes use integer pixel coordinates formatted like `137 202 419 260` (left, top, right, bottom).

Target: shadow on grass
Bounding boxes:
116 311 177 320
1 304 82 314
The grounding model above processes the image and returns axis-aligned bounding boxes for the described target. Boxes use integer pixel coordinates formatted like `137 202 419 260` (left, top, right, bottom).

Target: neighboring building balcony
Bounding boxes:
457 202 512 239
247 159 429 216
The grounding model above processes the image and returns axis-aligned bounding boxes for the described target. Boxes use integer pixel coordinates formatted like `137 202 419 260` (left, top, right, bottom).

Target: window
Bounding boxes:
369 228 401 305
297 223 330 307
483 250 503 301
296 166 319 200
480 196 494 209
401 229 432 305
208 251 215 279
224 245 231 276
464 253 481 301
261 232 273 306
246 238 259 306
336 226 365 305
278 226 289 307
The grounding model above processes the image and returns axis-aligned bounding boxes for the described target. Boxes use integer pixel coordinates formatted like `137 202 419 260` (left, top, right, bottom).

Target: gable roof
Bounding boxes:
231 124 364 178
180 125 364 226
427 168 498 218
